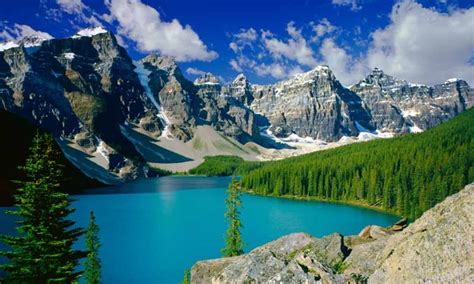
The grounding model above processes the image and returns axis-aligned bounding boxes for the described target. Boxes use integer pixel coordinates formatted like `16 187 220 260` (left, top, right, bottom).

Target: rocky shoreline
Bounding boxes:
192 183 474 283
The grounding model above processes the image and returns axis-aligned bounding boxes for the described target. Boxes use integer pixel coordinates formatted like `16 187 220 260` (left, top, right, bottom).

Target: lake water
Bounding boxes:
0 176 398 283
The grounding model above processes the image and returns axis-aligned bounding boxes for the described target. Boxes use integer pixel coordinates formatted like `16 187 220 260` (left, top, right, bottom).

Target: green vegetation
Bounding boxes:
0 132 85 282
221 177 245 257
85 211 102 284
189 156 263 176
64 91 106 129
241 109 474 219
181 268 191 284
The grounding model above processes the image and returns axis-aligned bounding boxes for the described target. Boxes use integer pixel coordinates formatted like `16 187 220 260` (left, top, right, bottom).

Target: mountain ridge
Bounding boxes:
0 28 472 184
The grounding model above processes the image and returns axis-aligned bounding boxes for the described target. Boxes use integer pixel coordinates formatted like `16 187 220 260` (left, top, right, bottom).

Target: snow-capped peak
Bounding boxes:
445 78 460 84
18 34 53 48
0 41 20 52
313 65 330 72
73 27 108 38
232 73 248 85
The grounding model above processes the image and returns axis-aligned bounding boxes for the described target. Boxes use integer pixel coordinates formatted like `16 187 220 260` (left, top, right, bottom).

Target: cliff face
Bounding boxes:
191 183 474 283
1 29 473 183
250 66 374 142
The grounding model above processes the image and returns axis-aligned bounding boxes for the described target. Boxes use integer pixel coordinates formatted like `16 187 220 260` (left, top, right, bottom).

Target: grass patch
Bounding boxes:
188 155 263 176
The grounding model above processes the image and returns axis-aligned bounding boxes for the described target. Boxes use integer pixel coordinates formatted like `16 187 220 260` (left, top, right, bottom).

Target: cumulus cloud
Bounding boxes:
367 0 474 85
332 0 361 11
227 22 321 80
104 0 218 62
0 24 54 42
320 38 368 86
263 22 317 66
254 63 287 79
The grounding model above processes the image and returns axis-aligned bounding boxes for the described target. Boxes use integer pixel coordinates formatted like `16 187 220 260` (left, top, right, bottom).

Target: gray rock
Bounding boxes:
192 183 474 284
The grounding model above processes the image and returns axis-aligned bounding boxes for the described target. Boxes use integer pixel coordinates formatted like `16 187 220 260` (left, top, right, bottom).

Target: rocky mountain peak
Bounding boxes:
140 54 180 75
357 67 406 88
194 72 220 85
232 73 248 85
17 34 53 48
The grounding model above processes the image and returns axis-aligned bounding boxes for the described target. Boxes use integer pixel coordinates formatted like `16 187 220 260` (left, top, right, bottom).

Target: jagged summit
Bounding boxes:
194 72 220 85
232 73 247 84
0 27 471 184
17 34 53 48
140 54 179 74
0 34 54 52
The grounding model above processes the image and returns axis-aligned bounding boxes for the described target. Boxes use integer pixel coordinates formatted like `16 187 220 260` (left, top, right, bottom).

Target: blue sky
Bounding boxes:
0 0 473 85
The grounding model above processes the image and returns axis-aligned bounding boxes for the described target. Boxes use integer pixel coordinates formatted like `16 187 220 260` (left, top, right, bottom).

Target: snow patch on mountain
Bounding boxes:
64 52 76 60
94 140 110 163
133 61 172 139
0 41 19 51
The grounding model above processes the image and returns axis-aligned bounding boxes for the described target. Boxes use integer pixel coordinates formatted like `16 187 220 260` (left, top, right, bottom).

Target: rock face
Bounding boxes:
250 66 374 141
1 29 472 183
351 68 474 133
191 183 474 283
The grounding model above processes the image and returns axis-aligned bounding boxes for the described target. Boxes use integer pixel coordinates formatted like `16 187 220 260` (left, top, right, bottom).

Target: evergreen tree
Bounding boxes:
181 268 191 284
0 132 85 283
85 211 101 284
221 177 244 257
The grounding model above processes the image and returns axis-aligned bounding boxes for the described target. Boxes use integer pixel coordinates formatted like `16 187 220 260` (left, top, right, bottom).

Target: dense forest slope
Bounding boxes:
0 111 101 205
240 109 474 219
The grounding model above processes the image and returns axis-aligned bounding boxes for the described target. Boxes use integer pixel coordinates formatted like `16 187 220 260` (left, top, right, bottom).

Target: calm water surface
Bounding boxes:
0 176 398 283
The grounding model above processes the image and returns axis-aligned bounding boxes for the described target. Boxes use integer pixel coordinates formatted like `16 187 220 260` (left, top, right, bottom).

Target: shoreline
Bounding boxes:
241 188 404 219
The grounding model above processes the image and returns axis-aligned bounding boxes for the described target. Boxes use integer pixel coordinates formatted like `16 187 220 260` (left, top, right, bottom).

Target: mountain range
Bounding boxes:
1 27 472 184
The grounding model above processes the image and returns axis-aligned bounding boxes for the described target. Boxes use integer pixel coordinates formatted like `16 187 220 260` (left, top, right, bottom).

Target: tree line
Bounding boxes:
241 109 474 219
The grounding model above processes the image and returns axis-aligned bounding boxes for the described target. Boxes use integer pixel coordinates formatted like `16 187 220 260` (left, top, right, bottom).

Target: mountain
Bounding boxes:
191 183 474 283
0 28 472 184
0 110 101 205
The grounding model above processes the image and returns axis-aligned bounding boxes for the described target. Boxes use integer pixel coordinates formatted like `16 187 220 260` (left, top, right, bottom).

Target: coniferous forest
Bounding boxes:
240 108 474 219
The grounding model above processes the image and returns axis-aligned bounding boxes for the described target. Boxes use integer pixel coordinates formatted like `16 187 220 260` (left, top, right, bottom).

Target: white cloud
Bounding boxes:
0 24 53 42
229 59 243 72
332 0 361 11
263 22 317 66
367 0 474 85
228 23 318 80
254 63 287 79
104 0 218 62
229 28 258 53
320 38 368 86
186 67 207 76
57 0 86 14
311 18 336 42
53 0 103 26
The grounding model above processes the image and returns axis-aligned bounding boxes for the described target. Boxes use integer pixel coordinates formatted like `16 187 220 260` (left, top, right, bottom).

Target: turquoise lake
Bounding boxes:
0 176 398 283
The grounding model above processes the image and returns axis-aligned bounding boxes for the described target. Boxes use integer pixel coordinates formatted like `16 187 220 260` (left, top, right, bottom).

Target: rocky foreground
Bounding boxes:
192 183 474 283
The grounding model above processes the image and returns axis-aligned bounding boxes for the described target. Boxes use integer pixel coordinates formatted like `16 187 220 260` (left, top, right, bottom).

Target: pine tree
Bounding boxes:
181 268 191 284
85 211 101 284
221 176 244 257
0 132 85 283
